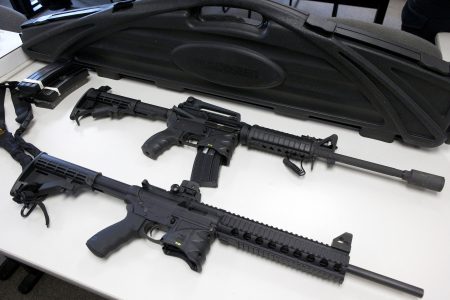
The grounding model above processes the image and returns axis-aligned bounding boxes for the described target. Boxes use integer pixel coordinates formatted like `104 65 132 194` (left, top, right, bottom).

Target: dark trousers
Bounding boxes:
402 0 450 43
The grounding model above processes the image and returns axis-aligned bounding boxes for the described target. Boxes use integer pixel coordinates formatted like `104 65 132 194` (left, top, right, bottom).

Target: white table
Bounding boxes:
0 30 29 78
437 32 450 62
0 49 450 300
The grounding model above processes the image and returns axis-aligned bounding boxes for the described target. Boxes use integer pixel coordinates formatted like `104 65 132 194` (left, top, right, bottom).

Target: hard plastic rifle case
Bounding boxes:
20 0 450 147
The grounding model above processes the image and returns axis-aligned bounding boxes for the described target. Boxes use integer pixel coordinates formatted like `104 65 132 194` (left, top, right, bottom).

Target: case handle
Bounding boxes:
179 0 309 29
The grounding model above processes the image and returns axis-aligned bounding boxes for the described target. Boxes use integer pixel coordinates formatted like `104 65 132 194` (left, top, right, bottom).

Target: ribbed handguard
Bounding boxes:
240 125 317 159
216 212 350 283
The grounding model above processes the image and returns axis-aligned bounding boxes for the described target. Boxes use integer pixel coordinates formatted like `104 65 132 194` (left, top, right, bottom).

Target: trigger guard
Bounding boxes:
141 223 163 245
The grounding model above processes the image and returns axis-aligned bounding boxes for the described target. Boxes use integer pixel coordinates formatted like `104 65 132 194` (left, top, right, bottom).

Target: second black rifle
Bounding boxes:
70 86 445 191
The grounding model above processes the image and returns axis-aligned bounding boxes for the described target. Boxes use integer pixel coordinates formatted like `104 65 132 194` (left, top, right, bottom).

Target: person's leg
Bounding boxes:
402 0 450 43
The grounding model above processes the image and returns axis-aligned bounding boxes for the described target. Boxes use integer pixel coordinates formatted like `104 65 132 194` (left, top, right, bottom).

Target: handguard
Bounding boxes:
240 125 446 192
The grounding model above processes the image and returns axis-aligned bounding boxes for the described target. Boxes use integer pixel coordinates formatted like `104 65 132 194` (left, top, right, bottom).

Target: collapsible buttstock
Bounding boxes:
141 128 182 159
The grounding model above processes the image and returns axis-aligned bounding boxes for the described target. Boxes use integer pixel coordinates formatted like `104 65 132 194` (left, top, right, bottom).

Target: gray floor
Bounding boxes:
0 0 405 299
0 0 11 8
0 256 107 300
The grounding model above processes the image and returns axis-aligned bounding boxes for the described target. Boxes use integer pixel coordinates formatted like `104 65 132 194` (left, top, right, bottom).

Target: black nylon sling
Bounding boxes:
0 81 40 167
0 81 49 226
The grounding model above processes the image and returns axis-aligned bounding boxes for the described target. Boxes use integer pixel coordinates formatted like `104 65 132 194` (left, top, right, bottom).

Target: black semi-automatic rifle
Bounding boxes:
70 86 445 191
11 153 424 297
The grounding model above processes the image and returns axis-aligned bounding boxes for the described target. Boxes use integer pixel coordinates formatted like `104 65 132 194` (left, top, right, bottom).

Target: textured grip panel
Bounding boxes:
216 212 349 283
141 128 182 159
86 209 146 258
243 125 318 159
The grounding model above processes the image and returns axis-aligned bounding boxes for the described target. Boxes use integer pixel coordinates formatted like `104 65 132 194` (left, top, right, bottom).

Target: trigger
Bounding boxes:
162 245 199 272
141 223 163 245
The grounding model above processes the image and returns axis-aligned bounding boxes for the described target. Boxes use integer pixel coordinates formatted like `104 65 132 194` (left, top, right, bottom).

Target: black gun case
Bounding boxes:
20 0 450 147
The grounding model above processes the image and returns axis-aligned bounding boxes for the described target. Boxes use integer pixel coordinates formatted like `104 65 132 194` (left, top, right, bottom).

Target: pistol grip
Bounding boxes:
191 148 224 188
86 206 146 258
141 128 181 159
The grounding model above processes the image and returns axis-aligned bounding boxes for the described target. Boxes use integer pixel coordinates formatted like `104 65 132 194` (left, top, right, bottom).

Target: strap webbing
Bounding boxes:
1 81 47 225
0 81 40 168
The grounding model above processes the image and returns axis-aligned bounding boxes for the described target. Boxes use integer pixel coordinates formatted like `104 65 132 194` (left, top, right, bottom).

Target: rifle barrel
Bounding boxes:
347 264 424 298
317 150 445 192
